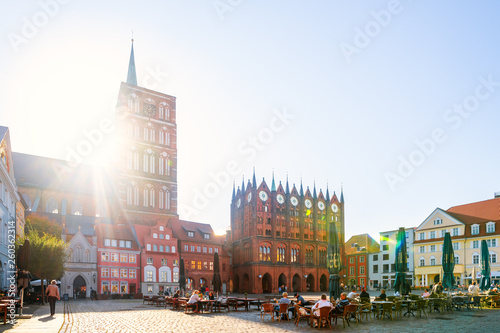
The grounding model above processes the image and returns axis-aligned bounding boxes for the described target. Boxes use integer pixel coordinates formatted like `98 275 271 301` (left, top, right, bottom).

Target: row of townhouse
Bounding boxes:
61 217 231 298
352 194 500 290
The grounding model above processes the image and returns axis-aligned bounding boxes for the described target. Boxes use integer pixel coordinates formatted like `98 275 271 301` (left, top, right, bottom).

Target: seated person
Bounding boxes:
421 289 430 298
378 289 387 300
173 290 181 299
275 292 291 318
487 288 498 295
294 293 309 306
332 293 349 314
311 293 334 327
432 282 443 294
347 288 359 300
360 288 370 299
187 289 201 312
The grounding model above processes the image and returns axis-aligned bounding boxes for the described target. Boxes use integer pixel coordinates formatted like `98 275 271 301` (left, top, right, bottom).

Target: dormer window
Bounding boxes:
204 234 210 240
486 222 495 233
187 231 194 238
471 224 480 235
159 226 164 231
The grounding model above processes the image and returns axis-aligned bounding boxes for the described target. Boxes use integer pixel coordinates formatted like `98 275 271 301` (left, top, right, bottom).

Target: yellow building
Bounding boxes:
414 196 500 287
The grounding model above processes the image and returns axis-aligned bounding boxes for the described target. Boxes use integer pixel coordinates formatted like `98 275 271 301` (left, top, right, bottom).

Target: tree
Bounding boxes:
18 229 68 304
25 214 62 237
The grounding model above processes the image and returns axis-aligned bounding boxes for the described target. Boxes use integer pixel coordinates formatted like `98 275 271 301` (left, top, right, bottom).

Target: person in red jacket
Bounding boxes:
46 280 60 316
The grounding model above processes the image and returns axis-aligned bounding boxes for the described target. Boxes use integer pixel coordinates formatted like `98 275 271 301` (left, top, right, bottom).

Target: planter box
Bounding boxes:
133 293 143 299
97 294 108 300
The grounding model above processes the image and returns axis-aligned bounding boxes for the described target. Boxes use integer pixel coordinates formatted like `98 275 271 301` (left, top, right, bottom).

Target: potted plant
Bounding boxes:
244 292 248 299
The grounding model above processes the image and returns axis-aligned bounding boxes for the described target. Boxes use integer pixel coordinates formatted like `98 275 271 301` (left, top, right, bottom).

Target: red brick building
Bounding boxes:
171 219 231 293
345 234 379 289
231 173 345 293
96 223 141 294
113 40 178 225
134 221 180 295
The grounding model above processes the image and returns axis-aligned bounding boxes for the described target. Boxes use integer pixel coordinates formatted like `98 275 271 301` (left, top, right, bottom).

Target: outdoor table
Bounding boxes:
371 301 392 319
199 299 216 313
400 299 416 316
236 298 259 311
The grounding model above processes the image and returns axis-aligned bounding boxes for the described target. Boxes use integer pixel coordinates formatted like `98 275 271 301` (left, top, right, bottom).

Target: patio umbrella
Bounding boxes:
179 258 186 293
212 252 222 294
393 228 410 295
442 232 455 291
327 221 343 300
479 240 491 291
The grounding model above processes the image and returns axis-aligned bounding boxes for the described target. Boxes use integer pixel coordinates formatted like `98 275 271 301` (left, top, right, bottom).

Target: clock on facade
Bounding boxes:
290 196 299 207
259 191 268 202
305 199 312 209
236 198 241 208
276 194 285 205
143 103 156 117
318 201 325 211
247 192 252 202
331 203 339 212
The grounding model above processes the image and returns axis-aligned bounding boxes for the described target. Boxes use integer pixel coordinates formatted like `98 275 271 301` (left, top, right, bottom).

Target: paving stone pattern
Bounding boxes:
57 299 500 333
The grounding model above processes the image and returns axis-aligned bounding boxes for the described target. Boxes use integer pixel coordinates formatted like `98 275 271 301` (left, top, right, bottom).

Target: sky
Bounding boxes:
1 0 499 241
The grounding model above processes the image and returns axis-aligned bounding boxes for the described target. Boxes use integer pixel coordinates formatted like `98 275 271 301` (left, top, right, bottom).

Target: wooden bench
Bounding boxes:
228 298 245 311
179 300 198 313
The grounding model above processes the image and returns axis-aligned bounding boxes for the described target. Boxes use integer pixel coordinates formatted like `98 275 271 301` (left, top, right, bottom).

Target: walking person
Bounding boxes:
46 280 60 317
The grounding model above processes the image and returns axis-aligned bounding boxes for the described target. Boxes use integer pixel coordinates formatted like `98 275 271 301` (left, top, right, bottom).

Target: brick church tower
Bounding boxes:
230 170 346 294
113 40 178 225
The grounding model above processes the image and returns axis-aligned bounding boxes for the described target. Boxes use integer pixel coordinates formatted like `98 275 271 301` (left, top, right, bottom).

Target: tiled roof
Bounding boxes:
12 152 115 195
447 197 500 221
345 233 380 255
169 218 225 244
95 223 140 250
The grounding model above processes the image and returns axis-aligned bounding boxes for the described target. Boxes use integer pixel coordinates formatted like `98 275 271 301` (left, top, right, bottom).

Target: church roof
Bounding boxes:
127 40 137 86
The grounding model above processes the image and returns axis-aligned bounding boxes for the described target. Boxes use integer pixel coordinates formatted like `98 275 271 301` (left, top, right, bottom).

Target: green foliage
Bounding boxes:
18 228 68 282
25 214 62 237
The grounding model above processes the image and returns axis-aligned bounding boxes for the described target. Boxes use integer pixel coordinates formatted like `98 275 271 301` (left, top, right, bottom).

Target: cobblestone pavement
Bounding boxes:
42 299 500 333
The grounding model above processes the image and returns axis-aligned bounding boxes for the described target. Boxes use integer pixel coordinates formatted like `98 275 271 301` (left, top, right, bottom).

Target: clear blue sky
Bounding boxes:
1 0 499 240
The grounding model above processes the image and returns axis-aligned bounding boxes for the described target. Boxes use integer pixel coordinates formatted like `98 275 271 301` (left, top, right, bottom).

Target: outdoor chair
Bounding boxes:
489 295 499 308
380 302 393 320
360 297 370 304
150 295 159 305
463 295 473 310
452 297 463 311
294 305 311 327
261 303 274 321
179 300 198 314
156 297 166 307
217 297 229 312
471 296 482 310
416 300 427 318
443 297 453 313
360 303 373 322
228 298 245 311
311 306 331 329
143 296 151 304
392 301 403 319
331 306 350 328
277 303 290 321
164 297 173 309
345 304 359 324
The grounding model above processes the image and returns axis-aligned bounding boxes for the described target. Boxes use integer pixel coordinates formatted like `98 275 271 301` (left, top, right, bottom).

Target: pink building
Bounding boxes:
134 221 180 295
96 223 141 294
